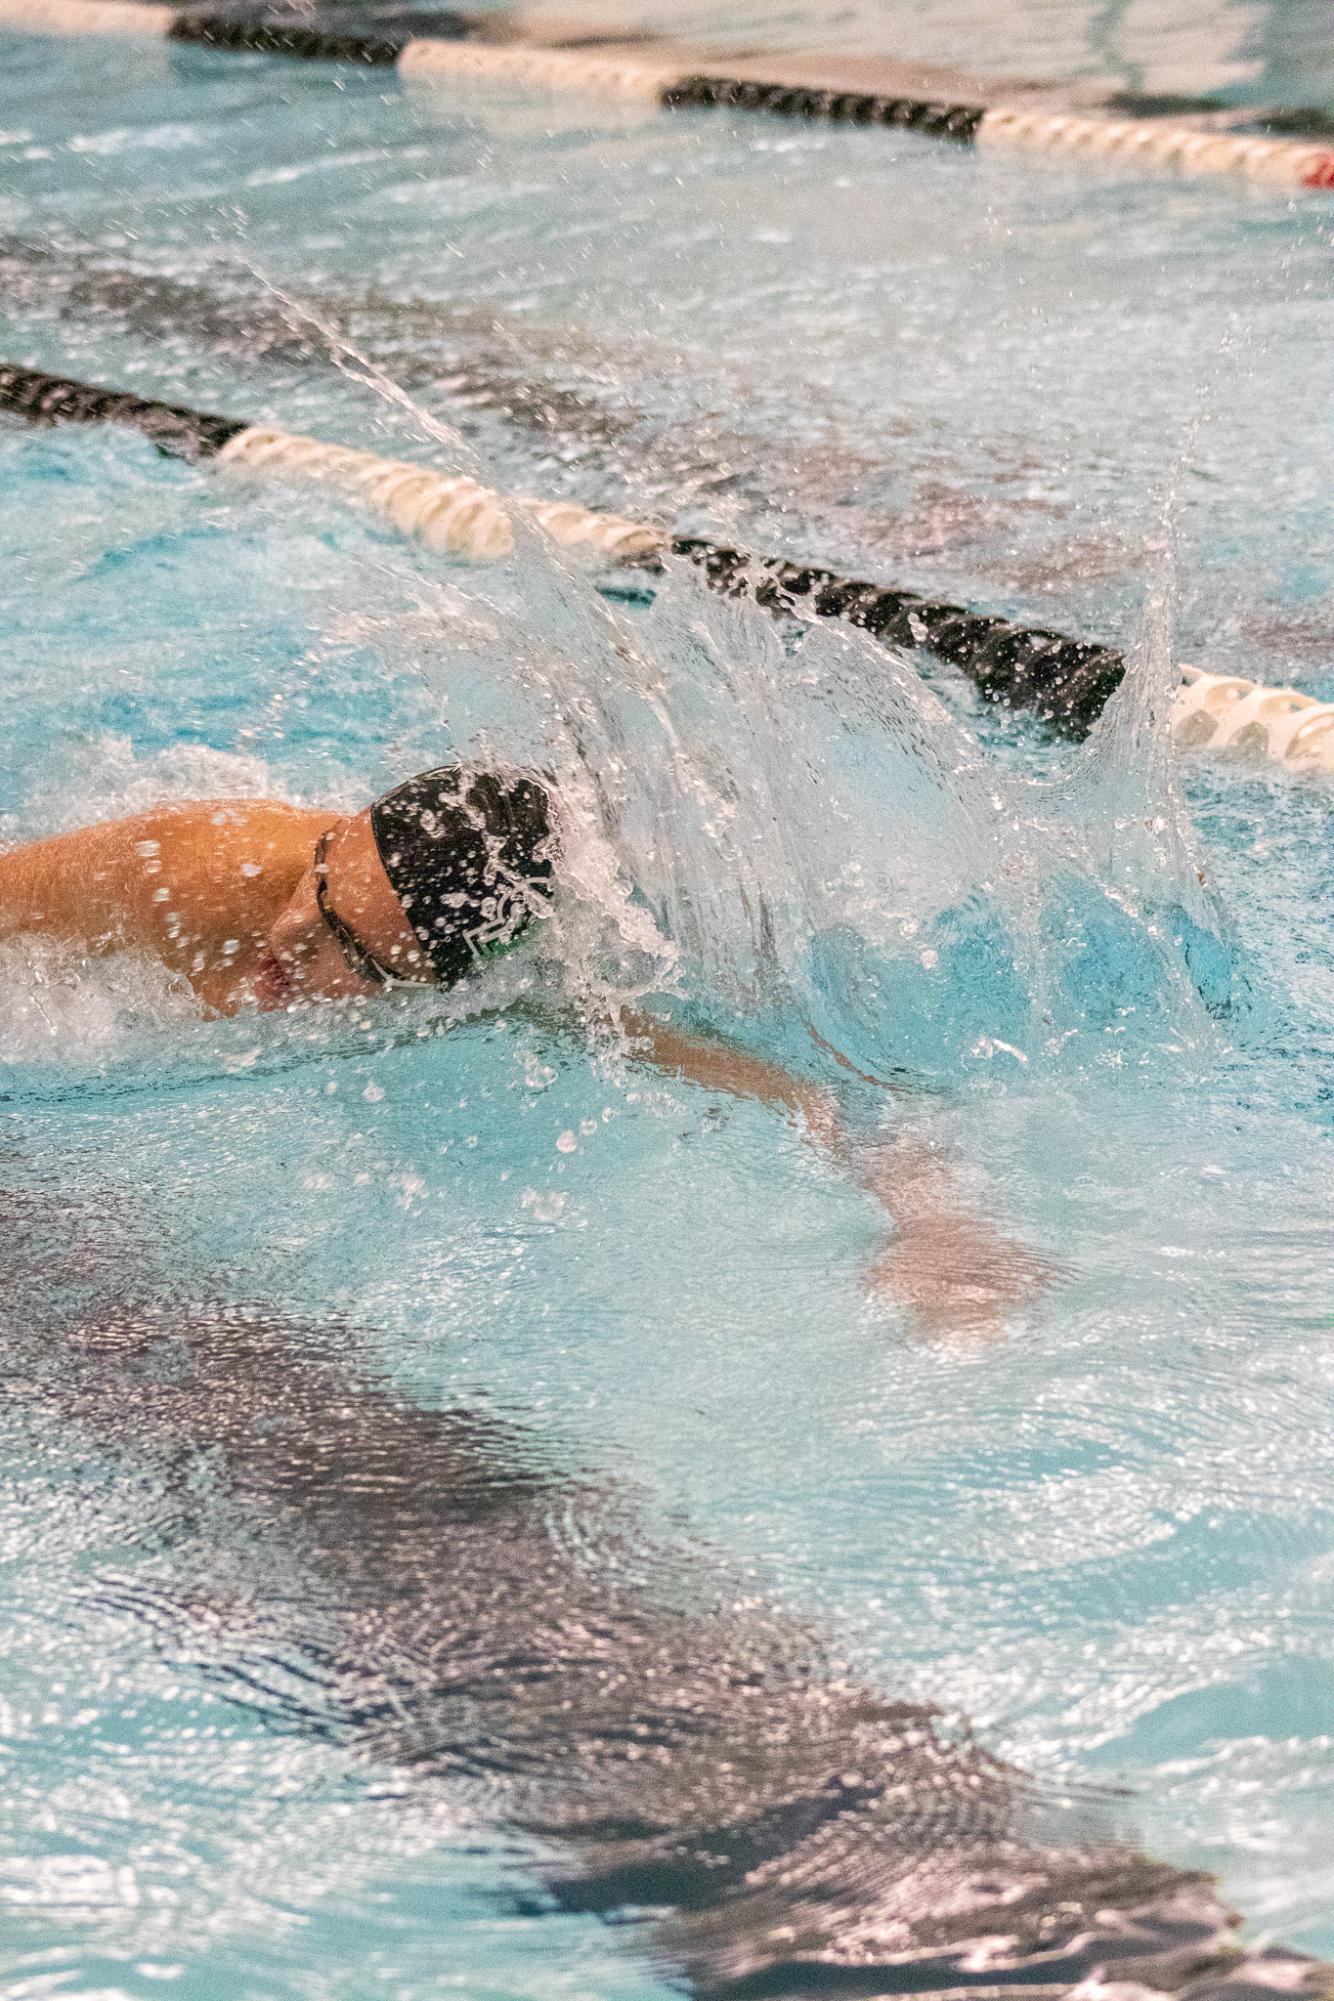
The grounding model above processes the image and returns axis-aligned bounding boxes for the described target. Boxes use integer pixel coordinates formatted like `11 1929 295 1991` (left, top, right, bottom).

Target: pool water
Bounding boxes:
2 10 1334 1998
493 0 1334 111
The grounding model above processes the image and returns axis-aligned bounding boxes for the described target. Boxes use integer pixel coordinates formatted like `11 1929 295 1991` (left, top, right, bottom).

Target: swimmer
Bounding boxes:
0 761 858 1120
0 764 1046 1331
0 768 548 1015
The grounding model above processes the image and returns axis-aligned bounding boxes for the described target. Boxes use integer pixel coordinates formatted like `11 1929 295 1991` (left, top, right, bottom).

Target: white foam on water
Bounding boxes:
0 935 202 1065
8 733 372 840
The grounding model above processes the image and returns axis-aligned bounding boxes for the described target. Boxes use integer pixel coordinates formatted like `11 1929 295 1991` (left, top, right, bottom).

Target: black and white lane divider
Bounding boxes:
3 0 1334 194
0 361 661 561
2 359 1331 775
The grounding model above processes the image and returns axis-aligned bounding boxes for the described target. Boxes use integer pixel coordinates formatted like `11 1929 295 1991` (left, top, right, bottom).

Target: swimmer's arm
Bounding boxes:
0 802 319 967
619 1008 1049 1335
845 1129 1052 1335
0 820 141 948
616 1009 837 1137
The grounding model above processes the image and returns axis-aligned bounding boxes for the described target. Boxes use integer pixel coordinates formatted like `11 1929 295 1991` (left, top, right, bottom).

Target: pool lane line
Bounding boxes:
0 359 1122 735
0 362 661 561
25 1294 1334 2001
674 540 1334 768
4 0 1334 194
4 357 1334 775
220 422 664 561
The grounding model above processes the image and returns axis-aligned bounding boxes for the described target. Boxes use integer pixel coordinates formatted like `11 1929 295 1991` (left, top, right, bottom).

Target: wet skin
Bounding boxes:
0 798 425 1013
0 796 1050 1333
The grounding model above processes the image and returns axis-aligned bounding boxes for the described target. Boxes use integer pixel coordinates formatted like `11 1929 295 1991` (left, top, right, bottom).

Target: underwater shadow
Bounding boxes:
1 1228 1327 2001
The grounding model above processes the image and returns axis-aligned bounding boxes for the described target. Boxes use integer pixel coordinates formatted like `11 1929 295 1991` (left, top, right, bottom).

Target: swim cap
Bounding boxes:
369 767 554 987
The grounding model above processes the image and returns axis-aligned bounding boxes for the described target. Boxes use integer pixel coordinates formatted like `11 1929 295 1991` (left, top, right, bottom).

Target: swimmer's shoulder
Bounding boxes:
126 797 327 843
120 798 329 878
114 799 332 933
0 799 329 945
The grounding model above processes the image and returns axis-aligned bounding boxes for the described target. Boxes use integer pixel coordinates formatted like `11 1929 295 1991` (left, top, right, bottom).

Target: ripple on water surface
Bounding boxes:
2 10 1334 1990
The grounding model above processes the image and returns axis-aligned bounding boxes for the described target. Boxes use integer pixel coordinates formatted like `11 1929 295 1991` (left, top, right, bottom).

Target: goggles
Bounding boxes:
312 827 432 989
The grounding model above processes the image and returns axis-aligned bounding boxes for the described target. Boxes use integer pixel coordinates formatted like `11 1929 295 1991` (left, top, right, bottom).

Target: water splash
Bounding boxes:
146 271 1236 1087
240 261 688 992
0 937 202 1074
537 567 1241 1089
1031 494 1238 1047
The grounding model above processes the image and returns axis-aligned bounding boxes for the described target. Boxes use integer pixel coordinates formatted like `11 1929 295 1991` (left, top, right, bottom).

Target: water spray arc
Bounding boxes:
3 359 1330 782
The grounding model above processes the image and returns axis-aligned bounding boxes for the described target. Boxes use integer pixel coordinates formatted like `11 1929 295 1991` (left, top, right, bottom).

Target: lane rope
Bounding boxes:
170 13 408 61
217 425 664 561
398 39 686 101
1174 663 1334 766
2 359 1332 777
660 73 986 141
0 0 171 33
975 103 1334 186
3 0 1334 193
669 536 1122 735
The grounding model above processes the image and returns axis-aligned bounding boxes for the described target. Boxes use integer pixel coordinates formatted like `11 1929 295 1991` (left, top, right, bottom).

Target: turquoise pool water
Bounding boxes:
2 13 1334 1999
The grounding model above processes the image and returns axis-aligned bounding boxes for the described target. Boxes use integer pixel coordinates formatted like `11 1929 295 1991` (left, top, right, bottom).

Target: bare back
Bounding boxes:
0 800 327 1010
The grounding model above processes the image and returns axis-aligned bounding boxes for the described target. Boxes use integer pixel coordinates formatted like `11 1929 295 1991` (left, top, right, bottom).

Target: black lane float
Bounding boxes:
6 357 1334 772
5 0 1334 191
0 358 1124 734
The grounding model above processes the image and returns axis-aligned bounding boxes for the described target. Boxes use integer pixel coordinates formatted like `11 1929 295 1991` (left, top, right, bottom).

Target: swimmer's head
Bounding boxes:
262 767 554 1005
370 767 554 985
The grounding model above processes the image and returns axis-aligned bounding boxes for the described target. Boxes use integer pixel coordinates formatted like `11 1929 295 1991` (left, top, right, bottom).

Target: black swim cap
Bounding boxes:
369 767 554 988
